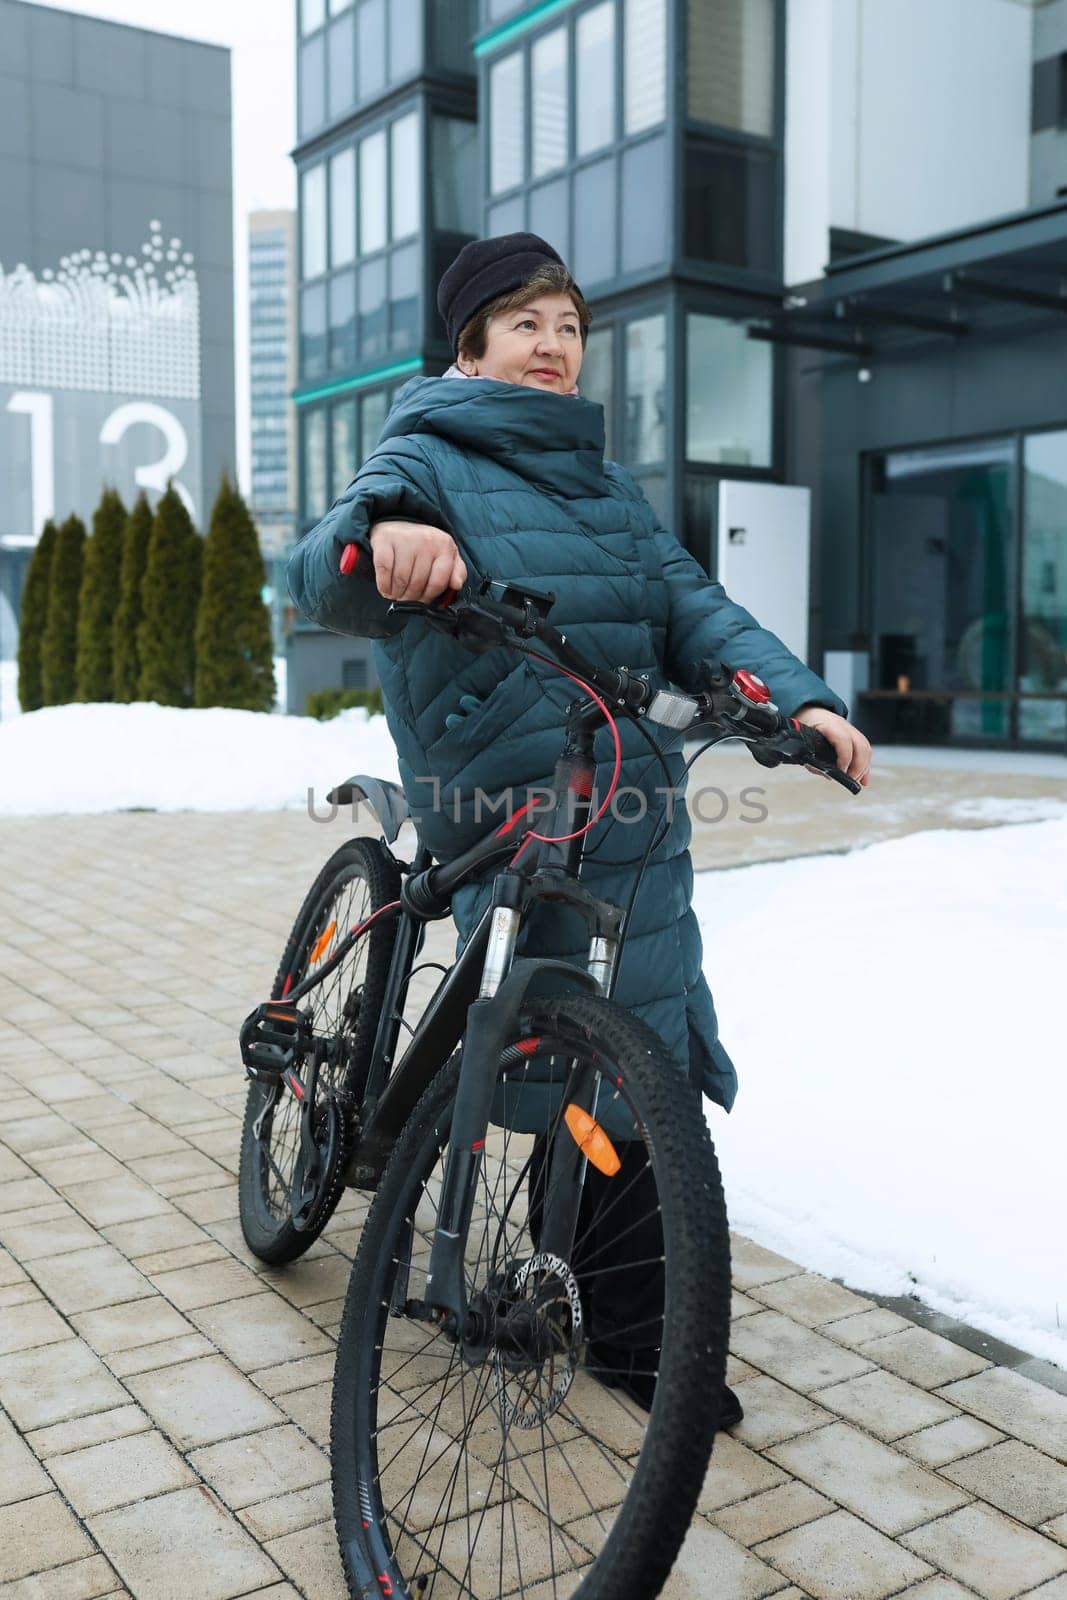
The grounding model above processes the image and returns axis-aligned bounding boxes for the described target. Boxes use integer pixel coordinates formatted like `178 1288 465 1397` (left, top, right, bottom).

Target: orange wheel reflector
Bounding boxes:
309 920 337 963
564 1104 621 1176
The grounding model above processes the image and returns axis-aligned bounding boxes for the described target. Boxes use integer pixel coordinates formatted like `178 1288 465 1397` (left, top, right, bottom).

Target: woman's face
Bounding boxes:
457 292 583 393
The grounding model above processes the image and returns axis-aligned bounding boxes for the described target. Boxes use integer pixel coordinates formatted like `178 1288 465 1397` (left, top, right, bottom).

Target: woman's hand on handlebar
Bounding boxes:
367 520 467 603
792 704 872 788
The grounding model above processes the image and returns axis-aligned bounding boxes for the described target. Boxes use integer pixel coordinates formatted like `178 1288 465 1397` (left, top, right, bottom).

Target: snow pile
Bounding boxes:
0 701 398 815
699 818 1067 1369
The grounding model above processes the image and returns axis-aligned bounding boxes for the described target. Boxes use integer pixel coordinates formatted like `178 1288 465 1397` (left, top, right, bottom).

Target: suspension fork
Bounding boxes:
423 871 525 1329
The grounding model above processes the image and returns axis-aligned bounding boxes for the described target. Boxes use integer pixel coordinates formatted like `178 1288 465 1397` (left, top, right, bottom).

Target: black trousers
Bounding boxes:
529 1133 664 1353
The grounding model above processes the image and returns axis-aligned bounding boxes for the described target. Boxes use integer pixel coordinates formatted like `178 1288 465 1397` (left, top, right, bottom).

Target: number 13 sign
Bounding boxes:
1 387 200 542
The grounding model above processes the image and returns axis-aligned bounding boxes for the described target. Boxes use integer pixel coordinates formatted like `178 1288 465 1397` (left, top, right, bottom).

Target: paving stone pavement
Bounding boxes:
2 773 1066 1599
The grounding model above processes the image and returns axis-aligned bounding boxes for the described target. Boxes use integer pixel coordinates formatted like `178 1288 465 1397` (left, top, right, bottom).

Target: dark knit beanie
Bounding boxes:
436 231 573 355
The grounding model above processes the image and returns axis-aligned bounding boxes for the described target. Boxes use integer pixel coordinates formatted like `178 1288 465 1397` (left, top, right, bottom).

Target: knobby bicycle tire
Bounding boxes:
239 837 401 1265
331 991 731 1600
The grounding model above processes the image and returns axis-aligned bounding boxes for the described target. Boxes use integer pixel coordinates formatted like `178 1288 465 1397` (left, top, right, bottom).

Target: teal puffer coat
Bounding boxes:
287 376 847 1113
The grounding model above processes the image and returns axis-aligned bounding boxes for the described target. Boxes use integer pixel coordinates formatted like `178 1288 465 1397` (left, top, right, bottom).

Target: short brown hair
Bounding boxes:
456 262 592 360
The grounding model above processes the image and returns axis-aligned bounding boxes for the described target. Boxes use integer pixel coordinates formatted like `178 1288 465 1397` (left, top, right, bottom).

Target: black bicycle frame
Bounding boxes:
343 695 627 1330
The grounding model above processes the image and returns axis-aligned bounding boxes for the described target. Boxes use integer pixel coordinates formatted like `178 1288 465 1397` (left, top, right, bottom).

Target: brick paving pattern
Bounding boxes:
2 768 1066 1598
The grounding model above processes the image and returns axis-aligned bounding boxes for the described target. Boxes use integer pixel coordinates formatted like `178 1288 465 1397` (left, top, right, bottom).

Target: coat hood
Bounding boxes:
383 375 607 500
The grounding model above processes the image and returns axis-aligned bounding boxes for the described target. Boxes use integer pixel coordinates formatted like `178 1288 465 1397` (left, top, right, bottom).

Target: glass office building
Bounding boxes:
249 210 297 556
292 0 784 581
293 0 1067 747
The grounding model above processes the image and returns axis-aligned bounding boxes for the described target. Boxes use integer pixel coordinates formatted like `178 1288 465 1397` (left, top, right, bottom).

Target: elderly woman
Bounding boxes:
288 231 871 1428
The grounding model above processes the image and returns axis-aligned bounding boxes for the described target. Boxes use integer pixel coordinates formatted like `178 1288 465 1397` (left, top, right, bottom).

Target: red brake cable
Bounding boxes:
506 651 623 862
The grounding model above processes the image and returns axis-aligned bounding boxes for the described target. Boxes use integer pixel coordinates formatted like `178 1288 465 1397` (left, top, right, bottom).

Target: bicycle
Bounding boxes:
238 563 859 1599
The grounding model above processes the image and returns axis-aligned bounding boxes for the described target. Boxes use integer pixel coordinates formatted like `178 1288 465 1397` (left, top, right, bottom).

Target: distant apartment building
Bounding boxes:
0 0 235 660
289 0 1067 751
249 209 297 560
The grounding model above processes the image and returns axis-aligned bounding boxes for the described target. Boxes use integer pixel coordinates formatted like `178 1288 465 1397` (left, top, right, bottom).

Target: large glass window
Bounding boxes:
389 0 421 80
573 157 615 287
329 148 356 267
330 0 353 12
390 242 419 350
688 0 775 137
577 2 615 157
300 283 328 377
621 136 667 272
359 130 387 254
299 35 326 137
532 26 568 178
530 177 569 266
623 314 665 464
579 324 614 458
359 257 387 358
301 0 326 33
685 140 778 275
327 11 355 120
361 389 388 460
358 0 386 101
870 440 1015 742
490 51 525 193
301 164 327 279
432 116 479 233
686 314 772 468
1020 431 1067 744
329 271 356 369
332 401 358 495
390 112 420 240
302 408 328 519
624 0 666 135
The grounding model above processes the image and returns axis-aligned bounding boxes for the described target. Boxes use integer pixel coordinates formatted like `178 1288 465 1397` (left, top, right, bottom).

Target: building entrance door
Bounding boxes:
869 438 1016 745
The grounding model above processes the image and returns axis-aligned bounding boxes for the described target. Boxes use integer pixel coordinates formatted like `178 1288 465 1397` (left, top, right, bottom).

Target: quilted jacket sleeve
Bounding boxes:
612 465 848 720
286 437 454 640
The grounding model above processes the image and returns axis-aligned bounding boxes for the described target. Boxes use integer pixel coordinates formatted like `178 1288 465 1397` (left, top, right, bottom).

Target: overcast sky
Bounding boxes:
33 0 298 493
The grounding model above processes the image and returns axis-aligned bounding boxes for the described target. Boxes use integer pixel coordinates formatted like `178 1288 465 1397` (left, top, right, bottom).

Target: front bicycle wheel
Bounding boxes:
332 992 730 1599
238 837 400 1265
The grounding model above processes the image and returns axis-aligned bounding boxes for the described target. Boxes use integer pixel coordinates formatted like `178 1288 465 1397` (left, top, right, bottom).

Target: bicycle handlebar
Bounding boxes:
338 541 861 795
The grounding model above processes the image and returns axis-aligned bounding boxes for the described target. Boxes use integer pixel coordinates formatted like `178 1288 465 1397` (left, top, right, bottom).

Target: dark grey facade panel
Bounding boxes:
74 14 147 96
0 0 235 553
31 83 104 169
28 4 75 86
1030 54 1061 134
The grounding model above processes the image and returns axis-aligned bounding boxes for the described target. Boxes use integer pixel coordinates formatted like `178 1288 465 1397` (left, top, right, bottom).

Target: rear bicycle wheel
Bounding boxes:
331 992 731 1599
238 837 401 1265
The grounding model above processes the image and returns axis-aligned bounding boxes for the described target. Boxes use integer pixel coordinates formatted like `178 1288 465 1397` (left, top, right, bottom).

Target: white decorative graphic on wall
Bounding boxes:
0 222 200 400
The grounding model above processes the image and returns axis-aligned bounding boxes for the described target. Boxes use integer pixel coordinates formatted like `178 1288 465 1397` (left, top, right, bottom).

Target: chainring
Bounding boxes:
290 1096 345 1234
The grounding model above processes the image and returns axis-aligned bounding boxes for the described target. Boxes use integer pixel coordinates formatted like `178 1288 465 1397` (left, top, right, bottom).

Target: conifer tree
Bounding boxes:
40 514 87 705
138 486 202 707
194 477 276 712
112 493 153 702
16 519 57 713
75 487 127 702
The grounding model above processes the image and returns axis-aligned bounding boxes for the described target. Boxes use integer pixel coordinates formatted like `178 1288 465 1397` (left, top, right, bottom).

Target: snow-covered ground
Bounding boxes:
699 819 1067 1371
0 700 398 815
0 657 289 724
0 698 1064 1370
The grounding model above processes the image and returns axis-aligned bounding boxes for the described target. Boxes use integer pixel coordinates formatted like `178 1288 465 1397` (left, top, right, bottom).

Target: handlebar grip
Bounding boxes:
339 542 458 610
791 719 863 794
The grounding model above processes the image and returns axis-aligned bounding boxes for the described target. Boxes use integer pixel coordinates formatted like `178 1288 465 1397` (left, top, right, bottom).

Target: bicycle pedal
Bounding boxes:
239 1002 311 1084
